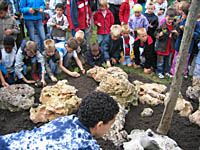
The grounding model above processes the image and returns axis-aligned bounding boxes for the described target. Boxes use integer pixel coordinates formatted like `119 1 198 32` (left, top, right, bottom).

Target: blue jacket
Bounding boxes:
175 19 200 54
0 115 100 150
86 48 105 67
20 0 45 20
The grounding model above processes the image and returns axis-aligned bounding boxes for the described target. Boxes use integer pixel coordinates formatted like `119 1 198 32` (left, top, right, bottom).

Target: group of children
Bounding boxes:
0 0 200 87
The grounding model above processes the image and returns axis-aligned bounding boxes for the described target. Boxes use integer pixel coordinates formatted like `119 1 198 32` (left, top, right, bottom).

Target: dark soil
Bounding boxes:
0 72 200 150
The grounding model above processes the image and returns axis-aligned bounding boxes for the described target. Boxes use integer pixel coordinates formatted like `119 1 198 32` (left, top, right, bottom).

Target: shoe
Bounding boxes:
184 75 188 78
158 73 164 79
165 72 173 78
32 73 40 82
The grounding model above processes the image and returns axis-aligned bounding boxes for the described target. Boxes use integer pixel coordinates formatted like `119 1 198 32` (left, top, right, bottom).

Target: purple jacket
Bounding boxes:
128 14 149 32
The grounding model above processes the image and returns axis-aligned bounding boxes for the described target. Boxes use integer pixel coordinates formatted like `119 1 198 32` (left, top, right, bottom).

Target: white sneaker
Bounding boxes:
158 73 164 79
165 73 173 78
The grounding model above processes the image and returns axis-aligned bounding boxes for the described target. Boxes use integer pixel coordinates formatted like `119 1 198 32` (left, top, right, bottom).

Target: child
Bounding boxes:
144 2 159 42
47 3 69 43
155 8 179 79
120 24 134 67
128 4 149 38
119 0 135 25
93 0 114 47
74 30 87 64
1 36 17 84
154 0 168 23
42 39 60 82
0 91 119 150
170 7 200 78
133 28 154 74
0 1 20 49
15 40 47 85
103 25 123 68
55 37 85 77
86 42 105 67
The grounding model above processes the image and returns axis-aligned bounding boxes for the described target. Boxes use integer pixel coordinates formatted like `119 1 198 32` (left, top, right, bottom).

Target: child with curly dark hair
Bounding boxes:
0 91 119 150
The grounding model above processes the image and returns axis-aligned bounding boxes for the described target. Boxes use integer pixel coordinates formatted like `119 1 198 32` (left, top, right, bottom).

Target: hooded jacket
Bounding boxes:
120 35 134 60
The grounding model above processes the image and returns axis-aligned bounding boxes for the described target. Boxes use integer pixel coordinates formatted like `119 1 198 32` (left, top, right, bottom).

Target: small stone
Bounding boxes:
141 108 153 117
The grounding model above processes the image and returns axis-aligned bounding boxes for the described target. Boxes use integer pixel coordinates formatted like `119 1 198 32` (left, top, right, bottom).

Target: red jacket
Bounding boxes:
119 0 130 24
93 9 114 34
66 0 91 31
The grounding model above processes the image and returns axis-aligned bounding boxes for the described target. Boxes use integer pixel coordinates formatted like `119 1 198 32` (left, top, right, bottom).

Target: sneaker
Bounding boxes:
158 73 164 79
165 72 173 78
32 73 40 82
184 75 188 79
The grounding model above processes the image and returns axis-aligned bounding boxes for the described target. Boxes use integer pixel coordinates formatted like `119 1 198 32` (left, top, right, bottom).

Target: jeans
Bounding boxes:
49 59 58 74
97 34 110 47
25 19 46 52
156 54 172 74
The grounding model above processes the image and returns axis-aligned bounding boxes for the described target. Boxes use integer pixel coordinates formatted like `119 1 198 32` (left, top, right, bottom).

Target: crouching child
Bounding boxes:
133 28 154 74
42 39 60 82
15 40 46 86
86 42 105 68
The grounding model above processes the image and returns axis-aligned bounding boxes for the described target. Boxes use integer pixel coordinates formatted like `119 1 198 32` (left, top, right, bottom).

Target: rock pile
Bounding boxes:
123 129 182 150
0 84 35 112
103 104 128 146
133 80 167 106
186 78 200 100
30 80 81 123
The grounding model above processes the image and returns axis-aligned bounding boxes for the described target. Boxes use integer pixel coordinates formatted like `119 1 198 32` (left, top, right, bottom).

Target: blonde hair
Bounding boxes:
44 39 55 52
110 25 122 37
75 30 84 41
179 1 190 10
25 41 38 54
137 28 147 35
121 24 130 32
99 0 108 8
147 1 155 8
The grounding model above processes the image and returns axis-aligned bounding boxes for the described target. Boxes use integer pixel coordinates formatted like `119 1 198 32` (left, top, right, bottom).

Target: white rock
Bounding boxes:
141 108 153 117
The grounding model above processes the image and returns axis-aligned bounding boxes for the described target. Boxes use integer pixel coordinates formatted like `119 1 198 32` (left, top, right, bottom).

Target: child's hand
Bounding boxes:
5 29 13 35
71 72 80 77
172 30 179 36
120 56 125 64
81 69 85 74
121 22 124 25
133 63 141 68
29 8 35 14
97 23 101 27
179 25 184 30
52 23 56 26
50 76 57 82
158 10 164 15
106 61 111 68
111 58 117 64
159 32 163 37
56 25 61 29
40 79 47 87
39 8 43 13
149 24 153 28
144 68 151 74
2 81 9 87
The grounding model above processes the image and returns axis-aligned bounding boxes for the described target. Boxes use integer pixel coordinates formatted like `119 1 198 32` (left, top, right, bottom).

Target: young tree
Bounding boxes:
156 0 200 135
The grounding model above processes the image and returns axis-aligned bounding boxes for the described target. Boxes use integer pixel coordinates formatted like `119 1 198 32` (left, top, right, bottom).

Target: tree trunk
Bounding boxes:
156 0 200 135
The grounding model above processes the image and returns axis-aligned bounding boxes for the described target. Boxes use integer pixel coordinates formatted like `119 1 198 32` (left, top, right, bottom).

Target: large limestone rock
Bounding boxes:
96 74 138 106
189 97 200 127
133 80 167 106
165 93 193 117
30 80 81 123
103 104 128 146
0 84 35 112
87 66 128 82
123 129 182 150
186 78 200 100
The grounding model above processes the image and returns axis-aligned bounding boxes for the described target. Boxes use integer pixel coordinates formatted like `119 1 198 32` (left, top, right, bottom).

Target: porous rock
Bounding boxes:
96 74 138 106
186 78 200 100
133 80 167 106
141 108 153 117
0 84 35 112
123 129 182 150
189 97 200 127
165 93 193 117
103 104 128 146
30 80 81 123
87 66 128 82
